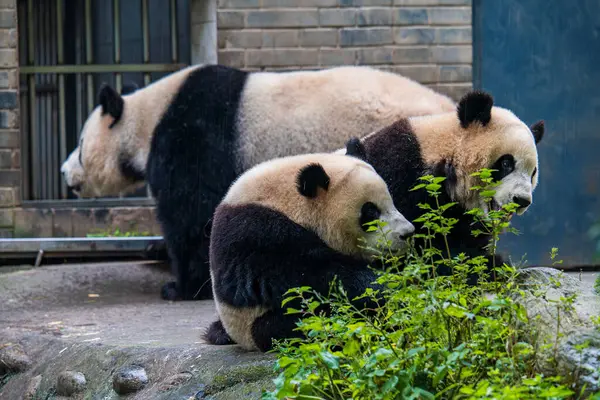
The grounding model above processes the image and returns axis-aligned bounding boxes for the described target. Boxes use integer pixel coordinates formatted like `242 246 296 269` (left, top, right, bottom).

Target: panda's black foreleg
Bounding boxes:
184 235 214 300
160 236 186 301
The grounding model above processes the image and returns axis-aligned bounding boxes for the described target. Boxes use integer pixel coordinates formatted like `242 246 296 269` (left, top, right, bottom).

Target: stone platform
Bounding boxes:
0 261 274 399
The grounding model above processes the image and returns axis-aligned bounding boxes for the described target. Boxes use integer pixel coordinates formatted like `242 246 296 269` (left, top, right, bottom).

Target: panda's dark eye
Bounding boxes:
491 154 515 182
360 202 381 232
531 167 537 183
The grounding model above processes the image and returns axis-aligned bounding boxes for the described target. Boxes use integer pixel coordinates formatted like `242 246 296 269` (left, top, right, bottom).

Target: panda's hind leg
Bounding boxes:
204 319 235 345
251 309 305 352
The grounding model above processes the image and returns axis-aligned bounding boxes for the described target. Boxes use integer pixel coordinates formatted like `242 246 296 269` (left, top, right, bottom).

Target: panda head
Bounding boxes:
416 90 545 216
60 82 144 198
224 150 415 260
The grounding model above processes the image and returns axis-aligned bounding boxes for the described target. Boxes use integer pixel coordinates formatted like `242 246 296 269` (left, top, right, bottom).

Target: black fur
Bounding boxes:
360 202 381 231
121 82 139 95
457 91 494 128
118 152 146 183
146 65 250 301
345 137 368 161
362 119 499 283
490 154 515 182
98 84 124 128
204 320 235 346
296 163 330 198
208 203 383 352
530 120 545 144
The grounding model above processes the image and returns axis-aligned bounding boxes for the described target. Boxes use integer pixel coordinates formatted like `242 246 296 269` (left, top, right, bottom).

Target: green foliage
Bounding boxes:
86 227 152 238
263 170 595 400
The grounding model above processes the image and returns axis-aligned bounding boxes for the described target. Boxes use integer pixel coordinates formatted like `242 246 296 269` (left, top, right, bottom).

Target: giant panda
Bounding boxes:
204 148 415 352
60 64 455 301
340 90 545 281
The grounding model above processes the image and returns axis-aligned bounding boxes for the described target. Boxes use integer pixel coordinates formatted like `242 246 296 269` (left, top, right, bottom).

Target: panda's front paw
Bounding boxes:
161 281 181 301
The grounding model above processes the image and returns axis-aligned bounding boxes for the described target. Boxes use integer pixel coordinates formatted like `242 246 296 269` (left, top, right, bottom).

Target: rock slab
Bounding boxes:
56 370 87 396
113 364 149 394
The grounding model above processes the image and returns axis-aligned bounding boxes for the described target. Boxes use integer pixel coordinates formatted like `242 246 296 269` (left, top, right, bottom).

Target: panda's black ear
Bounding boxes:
297 163 330 198
530 120 545 144
345 137 367 162
457 91 494 129
121 82 139 95
99 84 124 128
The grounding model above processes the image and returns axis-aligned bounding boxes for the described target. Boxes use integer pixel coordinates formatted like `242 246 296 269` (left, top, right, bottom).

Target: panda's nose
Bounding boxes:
513 196 531 209
400 228 415 240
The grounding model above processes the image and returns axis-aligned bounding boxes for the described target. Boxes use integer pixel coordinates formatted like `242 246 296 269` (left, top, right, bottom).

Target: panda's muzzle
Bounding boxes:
68 183 82 193
400 230 415 240
512 196 531 210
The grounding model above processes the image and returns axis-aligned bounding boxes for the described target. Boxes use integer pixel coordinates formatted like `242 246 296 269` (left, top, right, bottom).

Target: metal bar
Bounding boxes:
48 0 54 200
41 0 48 199
0 236 165 260
142 0 150 86
57 0 67 199
39 3 48 199
18 0 30 202
85 0 93 114
22 196 156 209
113 0 121 93
20 63 187 74
27 0 37 200
170 0 178 63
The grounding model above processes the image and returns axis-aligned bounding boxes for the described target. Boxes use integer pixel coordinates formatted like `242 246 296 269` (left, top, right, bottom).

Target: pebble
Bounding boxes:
23 375 42 400
158 372 193 392
56 370 87 396
0 344 31 373
112 364 148 395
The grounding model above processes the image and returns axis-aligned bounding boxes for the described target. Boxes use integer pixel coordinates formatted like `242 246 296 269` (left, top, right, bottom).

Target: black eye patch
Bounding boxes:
360 202 381 231
490 154 515 182
78 139 84 168
531 167 537 183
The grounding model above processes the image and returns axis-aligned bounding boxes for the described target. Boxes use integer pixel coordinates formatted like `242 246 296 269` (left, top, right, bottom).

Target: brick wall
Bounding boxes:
0 0 18 238
217 0 472 101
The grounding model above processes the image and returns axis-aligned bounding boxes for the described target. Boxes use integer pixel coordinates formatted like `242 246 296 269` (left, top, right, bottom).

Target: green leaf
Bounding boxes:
382 375 398 392
444 303 467 318
319 351 339 369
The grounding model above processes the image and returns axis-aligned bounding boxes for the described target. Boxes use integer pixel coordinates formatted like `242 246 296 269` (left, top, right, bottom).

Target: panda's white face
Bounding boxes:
413 93 544 219
482 136 538 217
60 85 150 198
463 110 541 217
357 195 415 257
311 159 416 259
60 146 86 197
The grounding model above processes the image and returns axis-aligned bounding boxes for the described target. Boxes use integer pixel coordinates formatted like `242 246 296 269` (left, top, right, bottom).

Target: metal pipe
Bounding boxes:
0 236 165 260
27 0 37 200
142 0 150 86
41 0 48 199
18 1 30 201
113 0 121 93
57 0 67 198
85 0 93 114
170 0 178 63
20 63 187 74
